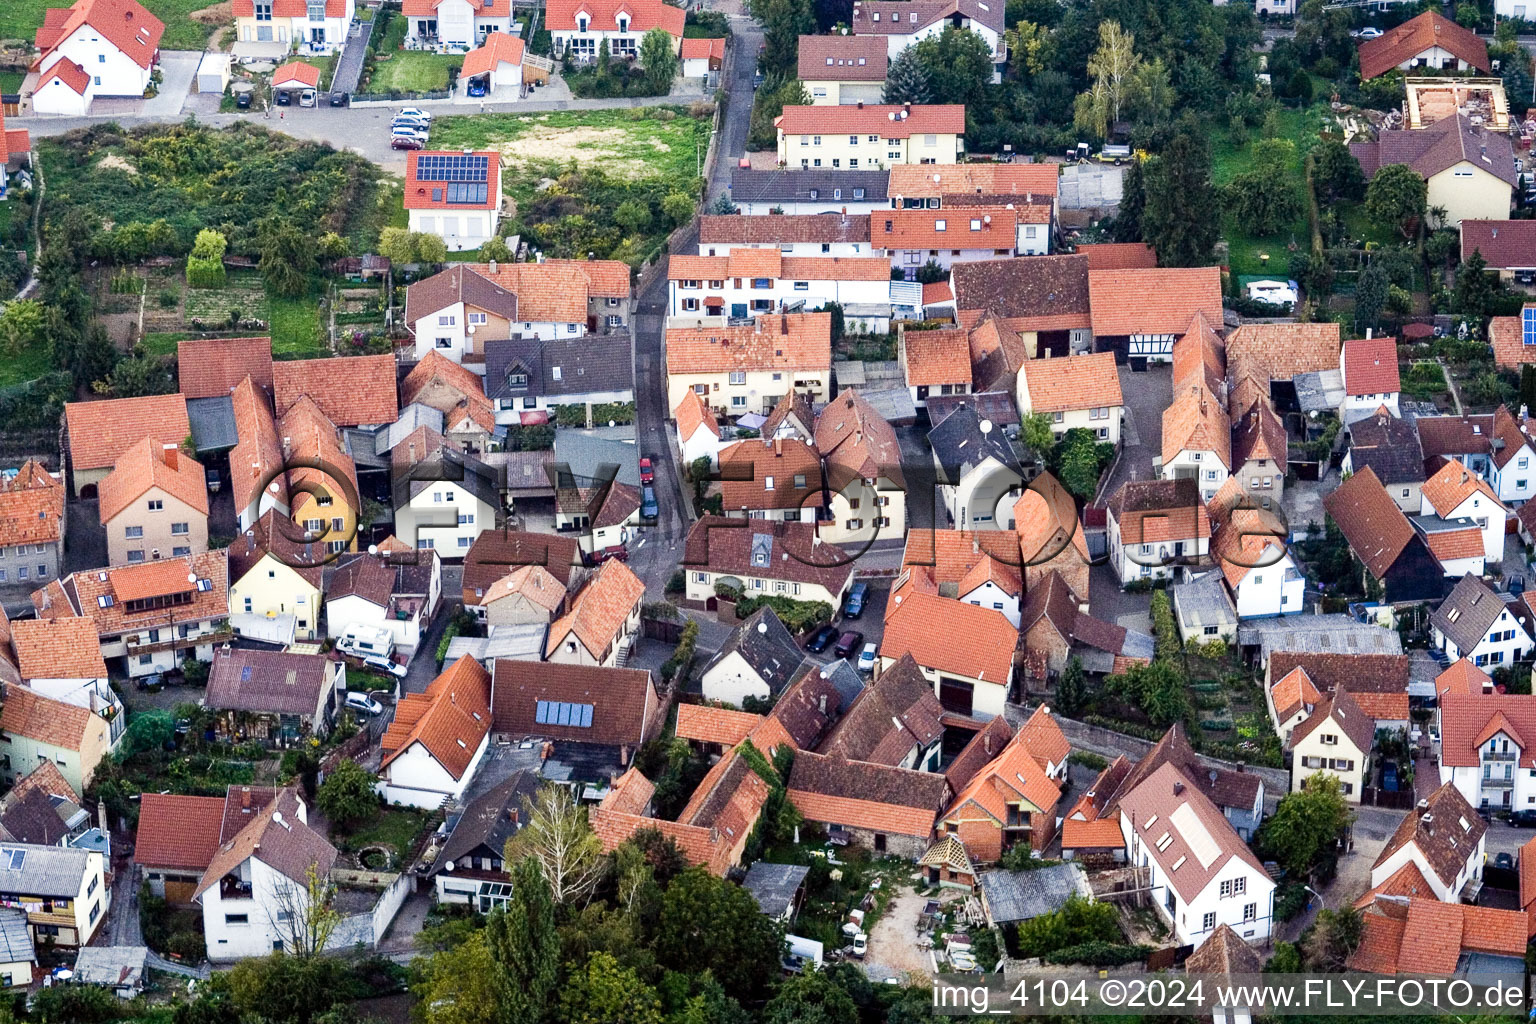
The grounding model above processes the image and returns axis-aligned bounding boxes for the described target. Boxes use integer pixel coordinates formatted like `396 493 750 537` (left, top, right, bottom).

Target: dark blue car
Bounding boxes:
640 485 658 519
466 78 488 97
843 582 868 619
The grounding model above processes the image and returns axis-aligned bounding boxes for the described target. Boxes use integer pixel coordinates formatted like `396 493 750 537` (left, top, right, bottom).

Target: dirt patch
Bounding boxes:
492 124 674 179
97 153 138 175
189 2 233 23
864 886 937 983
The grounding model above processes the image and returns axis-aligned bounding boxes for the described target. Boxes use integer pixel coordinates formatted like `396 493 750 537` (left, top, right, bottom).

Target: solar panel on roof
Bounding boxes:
1524 306 1536 347
415 154 489 183
445 182 489 205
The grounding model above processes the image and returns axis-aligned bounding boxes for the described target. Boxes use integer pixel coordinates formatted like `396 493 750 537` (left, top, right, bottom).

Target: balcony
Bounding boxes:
126 626 234 657
1481 774 1516 788
219 876 253 900
1483 750 1518 761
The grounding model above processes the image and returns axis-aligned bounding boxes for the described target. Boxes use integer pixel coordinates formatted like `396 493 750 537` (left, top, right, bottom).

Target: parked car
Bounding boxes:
1495 852 1515 870
391 124 430 141
329 90 348 106
235 91 252 109
136 673 164 691
850 933 867 959
806 624 839 652
298 88 316 107
640 485 658 519
639 457 654 484
833 630 863 659
397 107 434 122
1510 809 1536 827
1351 26 1382 38
344 691 385 716
392 115 430 130
589 544 630 564
391 136 426 150
857 642 877 674
362 654 408 679
274 89 292 106
466 77 487 97
843 582 869 620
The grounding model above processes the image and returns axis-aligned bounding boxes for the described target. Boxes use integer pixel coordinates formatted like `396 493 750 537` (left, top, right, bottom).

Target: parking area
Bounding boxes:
1099 362 1171 502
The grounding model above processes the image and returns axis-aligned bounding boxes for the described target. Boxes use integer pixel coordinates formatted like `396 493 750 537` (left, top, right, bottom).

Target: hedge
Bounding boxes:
1045 942 1152 967
733 595 833 633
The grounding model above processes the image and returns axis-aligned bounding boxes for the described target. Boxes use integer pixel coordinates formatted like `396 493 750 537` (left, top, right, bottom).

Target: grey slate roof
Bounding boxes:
186 395 238 454
0 909 32 965
928 403 1021 482
701 606 805 696
728 169 890 207
742 862 810 918
377 404 446 456
816 659 866 709
73 945 146 989
484 336 636 403
0 843 92 898
552 430 641 487
205 648 333 717
431 770 542 875
1237 613 1404 663
1348 413 1426 485
392 444 504 510
1430 573 1511 654
979 863 1087 924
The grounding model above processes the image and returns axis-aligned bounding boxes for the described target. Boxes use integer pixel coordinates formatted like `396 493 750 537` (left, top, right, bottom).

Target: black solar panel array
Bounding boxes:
415 154 490 183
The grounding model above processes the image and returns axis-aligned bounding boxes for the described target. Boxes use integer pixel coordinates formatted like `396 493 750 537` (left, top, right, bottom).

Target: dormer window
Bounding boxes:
507 371 528 389
577 12 589 31
617 14 629 31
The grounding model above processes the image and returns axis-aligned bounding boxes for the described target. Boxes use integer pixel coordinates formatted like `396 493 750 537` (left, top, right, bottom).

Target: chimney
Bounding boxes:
818 693 828 714
489 258 497 273
1365 327 1372 339
162 444 178 471
1462 470 1469 484
1173 780 1185 796
857 100 864 110
242 788 252 809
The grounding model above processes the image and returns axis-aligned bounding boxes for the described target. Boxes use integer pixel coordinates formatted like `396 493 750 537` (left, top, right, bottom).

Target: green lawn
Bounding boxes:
362 52 459 95
1211 104 1324 279
268 293 326 356
297 54 339 92
0 71 23 95
341 807 431 866
0 0 219 50
0 339 53 388
141 331 196 356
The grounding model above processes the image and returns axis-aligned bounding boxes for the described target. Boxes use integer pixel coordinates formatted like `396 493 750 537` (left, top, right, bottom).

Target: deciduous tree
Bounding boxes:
655 868 783 999
762 971 860 1024
1225 137 1301 235
1074 21 1140 139
1364 163 1427 241
259 223 315 298
505 784 607 906
315 760 378 831
1312 139 1364 204
560 952 663 1024
912 27 996 109
0 299 46 358
1258 771 1353 880
1453 248 1498 318
639 28 679 93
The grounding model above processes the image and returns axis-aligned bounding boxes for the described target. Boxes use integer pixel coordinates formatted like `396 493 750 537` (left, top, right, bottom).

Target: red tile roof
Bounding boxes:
674 388 721 440
1225 322 1343 385
666 313 832 375
718 437 823 512
888 163 1058 201
38 59 90 95
272 355 397 427
797 34 887 81
545 558 644 659
675 703 763 747
36 0 164 70
882 590 1016 683
0 685 96 752
903 328 972 387
64 393 190 473
1087 267 1223 337
943 728 1060 828
1322 466 1417 580
0 461 64 548
1078 242 1158 270
545 0 684 34
1440 693 1536 768
873 207 1023 252
1461 221 1536 271
177 337 273 400
1342 336 1400 396
10 617 106 681
405 151 502 211
1423 525 1484 563
1270 666 1321 723
1421 458 1502 517
1491 308 1536 370
1436 658 1493 698
462 32 526 77
98 437 208 524
1358 11 1489 80
787 750 949 839
680 36 725 61
134 794 226 870
381 655 492 782
775 104 966 139
271 61 320 88
1162 385 1231 468
1021 352 1122 414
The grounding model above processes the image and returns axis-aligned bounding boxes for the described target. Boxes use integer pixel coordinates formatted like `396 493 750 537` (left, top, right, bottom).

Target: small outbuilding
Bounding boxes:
978 863 1090 928
72 945 147 999
742 862 811 922
197 53 232 94
0 910 35 989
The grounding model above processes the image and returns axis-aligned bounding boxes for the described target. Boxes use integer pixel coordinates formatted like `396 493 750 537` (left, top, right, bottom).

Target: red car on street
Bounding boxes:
639 457 654 484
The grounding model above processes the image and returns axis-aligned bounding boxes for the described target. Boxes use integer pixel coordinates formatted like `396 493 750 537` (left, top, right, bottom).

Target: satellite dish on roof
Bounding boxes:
368 545 378 555
979 419 994 434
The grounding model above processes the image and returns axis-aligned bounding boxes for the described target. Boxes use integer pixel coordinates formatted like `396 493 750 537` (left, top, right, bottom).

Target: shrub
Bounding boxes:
660 620 700 683
1067 750 1108 771
1192 638 1228 660
1045 941 1151 967
732 595 833 633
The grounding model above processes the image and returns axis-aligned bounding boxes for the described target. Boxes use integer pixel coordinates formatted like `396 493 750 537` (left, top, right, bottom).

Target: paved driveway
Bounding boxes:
1099 362 1171 502
146 51 203 117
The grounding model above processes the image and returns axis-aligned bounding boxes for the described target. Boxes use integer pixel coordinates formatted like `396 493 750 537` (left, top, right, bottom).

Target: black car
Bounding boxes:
330 90 348 107
274 89 291 106
805 624 839 653
1510 810 1536 828
235 91 252 109
843 582 868 619
833 630 864 659
1495 852 1515 870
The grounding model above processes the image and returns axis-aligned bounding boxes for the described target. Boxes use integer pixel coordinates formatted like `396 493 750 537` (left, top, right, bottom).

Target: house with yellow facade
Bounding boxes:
665 313 833 418
227 512 325 645
1349 115 1516 229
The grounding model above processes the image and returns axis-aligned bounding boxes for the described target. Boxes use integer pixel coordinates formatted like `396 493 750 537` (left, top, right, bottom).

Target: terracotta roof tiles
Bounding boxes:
272 355 397 427
0 461 64 547
10 618 106 681
882 591 1016 683
134 794 226 871
1087 267 1222 337
903 328 972 387
177 337 274 400
98 437 207 524
1342 336 1401 396
1358 11 1488 79
544 558 644 660
675 703 764 747
666 313 832 375
64 394 190 473
1021 352 1122 414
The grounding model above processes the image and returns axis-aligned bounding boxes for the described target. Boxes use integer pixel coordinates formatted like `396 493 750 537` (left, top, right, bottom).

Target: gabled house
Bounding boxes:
1323 466 1447 604
682 515 854 608
278 395 361 559
1117 761 1276 945
1484 403 1536 506
1019 569 1152 678
928 404 1025 531
797 34 887 105
177 337 273 401
1369 782 1486 903
1017 353 1123 446
0 684 115 797
63 393 189 499
1229 397 1288 502
898 529 1025 628
403 149 502 252
1350 115 1516 229
545 0 683 62
401 351 496 453
1417 413 1497 478
815 387 905 546
1087 267 1223 363
390 429 502 556
0 461 66 586
1224 323 1342 398
1288 689 1373 801
204 646 343 746
873 206 1047 271
8 617 119 747
939 722 1063 861
490 660 663 775
194 788 337 960
1210 508 1303 620
1421 459 1507 561
1357 11 1489 79
99 439 208 567
459 31 525 97
554 480 642 557
665 313 833 417
1341 336 1401 422
379 656 492 808
426 770 541 911
326 547 441 657
32 552 230 679
403 0 514 49
1430 573 1532 668
0 842 105 948
461 530 581 620
882 590 1017 719
1438 692 1536 811
1349 896 1526 976
901 327 971 410
1344 408 1425 513
1436 658 1494 699
480 565 567 629
0 761 91 849
787 750 951 858
850 0 1004 79
484 334 635 425
0 111 29 202
1162 386 1230 502
675 703 765 757
698 213 871 258
272 355 397 429
667 251 891 322
226 512 326 645
674 390 725 470
717 437 824 524
1105 478 1211 586
775 103 966 169
820 653 944 772
727 168 891 216
1014 473 1093 601
1266 651 1411 736
32 0 164 113
544 558 645 667
950 255 1090 357
1465 224 1536 286
233 0 354 54
700 606 805 707
1266 664 1322 742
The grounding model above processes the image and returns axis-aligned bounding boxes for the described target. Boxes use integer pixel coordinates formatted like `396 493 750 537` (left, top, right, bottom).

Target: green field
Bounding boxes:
1211 104 1321 279
0 0 221 51
183 273 269 324
0 71 23 95
361 51 459 95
